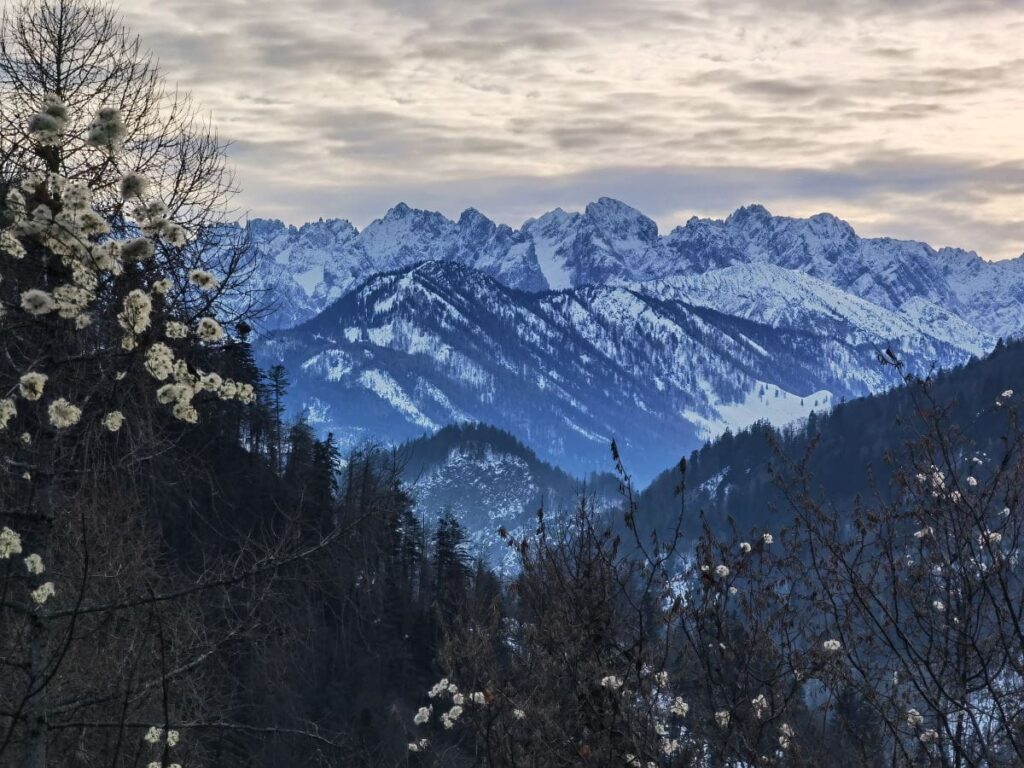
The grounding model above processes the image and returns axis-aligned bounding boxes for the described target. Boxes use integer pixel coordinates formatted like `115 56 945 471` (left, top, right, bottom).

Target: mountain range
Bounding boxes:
251 199 1023 483
245 198 1024 338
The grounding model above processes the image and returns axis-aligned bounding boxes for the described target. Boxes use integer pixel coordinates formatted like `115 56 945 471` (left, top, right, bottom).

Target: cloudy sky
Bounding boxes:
124 0 1023 259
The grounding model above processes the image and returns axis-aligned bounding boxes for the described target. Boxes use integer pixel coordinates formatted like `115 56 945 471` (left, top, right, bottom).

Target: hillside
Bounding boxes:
398 423 619 570
639 338 1024 539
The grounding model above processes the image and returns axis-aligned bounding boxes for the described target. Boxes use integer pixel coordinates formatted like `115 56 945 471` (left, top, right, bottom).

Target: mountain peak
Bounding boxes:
726 203 773 227
806 212 856 240
458 207 493 227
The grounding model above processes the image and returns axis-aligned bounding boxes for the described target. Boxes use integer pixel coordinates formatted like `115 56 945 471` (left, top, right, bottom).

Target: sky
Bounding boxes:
123 0 1024 259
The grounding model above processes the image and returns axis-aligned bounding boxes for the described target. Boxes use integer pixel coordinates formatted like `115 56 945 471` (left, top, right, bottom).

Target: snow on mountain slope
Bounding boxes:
257 261 977 483
245 199 1023 346
637 264 992 357
661 205 1024 339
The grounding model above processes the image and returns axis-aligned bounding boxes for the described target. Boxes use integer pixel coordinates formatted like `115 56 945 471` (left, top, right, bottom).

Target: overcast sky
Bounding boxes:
124 0 1023 259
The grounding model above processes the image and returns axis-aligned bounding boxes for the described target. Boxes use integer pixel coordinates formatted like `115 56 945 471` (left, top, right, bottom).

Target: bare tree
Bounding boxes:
0 0 266 324
775 371 1024 767
0 8 346 766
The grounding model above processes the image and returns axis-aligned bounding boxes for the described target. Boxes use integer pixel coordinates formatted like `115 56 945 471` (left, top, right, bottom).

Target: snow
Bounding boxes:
357 369 437 430
716 382 833 437
532 233 572 290
293 264 324 297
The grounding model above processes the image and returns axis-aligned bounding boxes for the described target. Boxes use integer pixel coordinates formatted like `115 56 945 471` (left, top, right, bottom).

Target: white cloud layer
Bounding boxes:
124 0 1024 258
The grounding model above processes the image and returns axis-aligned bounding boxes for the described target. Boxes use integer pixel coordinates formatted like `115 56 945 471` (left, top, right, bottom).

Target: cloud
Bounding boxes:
121 0 1024 259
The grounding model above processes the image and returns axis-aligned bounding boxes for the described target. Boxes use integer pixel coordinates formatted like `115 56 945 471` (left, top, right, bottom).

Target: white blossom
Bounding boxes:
739 541 751 554
751 693 769 719
86 106 126 151
980 530 1002 545
165 321 189 339
188 268 219 290
512 708 526 720
48 398 81 429
118 289 153 334
28 94 68 145
196 317 225 342
145 343 175 381
906 708 924 727
762 532 773 545
157 383 194 405
172 401 198 423
714 564 729 578
152 278 172 295
0 527 23 558
30 581 56 604
18 372 47 401
102 411 125 432
162 223 188 247
144 727 163 744
779 723 794 750
714 710 730 728
600 675 623 691
933 600 945 612
24 553 45 574
669 697 689 716
1 231 26 259
61 180 91 210
21 289 56 315
166 729 180 747
121 237 154 262
413 706 432 725
119 172 149 200
0 398 16 430
822 639 842 652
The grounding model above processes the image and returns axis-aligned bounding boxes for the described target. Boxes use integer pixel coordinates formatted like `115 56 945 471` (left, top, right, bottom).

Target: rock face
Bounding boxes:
245 199 1024 340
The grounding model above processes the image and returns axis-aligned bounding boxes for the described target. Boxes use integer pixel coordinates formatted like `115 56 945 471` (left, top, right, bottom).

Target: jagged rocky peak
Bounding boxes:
458 206 494 228
724 203 773 230
584 196 659 247
242 198 1024 339
804 211 856 241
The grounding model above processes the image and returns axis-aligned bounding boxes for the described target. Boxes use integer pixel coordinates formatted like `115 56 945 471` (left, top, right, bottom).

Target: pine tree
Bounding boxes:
267 364 289 474
432 510 471 623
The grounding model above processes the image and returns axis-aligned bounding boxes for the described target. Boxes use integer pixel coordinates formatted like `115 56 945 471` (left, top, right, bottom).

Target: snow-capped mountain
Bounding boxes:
244 199 1024 341
399 424 619 571
244 205 545 330
256 260 979 483
659 205 1024 340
